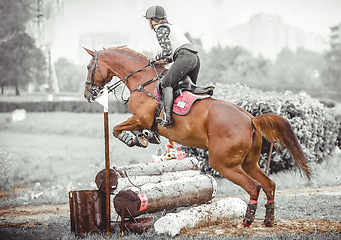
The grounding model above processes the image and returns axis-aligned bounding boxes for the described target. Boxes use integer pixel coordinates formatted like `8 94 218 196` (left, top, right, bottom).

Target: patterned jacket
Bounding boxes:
152 23 192 62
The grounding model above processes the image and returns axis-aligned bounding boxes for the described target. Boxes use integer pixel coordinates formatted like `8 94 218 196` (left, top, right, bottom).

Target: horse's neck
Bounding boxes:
106 49 165 93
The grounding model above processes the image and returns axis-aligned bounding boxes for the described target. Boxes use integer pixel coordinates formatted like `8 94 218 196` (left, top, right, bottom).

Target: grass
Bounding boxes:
0 112 166 206
0 111 340 239
0 112 340 207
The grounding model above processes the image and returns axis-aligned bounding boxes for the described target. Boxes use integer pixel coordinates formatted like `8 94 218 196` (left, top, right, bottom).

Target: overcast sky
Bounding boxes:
48 0 341 63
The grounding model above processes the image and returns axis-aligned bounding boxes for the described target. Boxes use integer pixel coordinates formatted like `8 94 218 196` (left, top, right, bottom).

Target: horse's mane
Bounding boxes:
106 46 167 66
107 46 149 61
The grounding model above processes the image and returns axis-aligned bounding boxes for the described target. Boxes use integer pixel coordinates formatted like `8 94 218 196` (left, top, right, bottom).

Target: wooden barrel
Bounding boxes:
69 190 106 235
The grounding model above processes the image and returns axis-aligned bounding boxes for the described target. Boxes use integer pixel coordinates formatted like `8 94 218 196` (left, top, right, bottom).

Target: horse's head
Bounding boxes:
83 46 167 103
83 48 114 102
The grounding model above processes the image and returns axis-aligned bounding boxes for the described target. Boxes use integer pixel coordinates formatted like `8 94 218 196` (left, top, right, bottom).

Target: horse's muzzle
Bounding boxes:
84 89 95 103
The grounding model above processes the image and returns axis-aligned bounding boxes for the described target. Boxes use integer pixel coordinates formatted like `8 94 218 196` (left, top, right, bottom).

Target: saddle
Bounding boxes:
154 77 214 117
157 76 215 99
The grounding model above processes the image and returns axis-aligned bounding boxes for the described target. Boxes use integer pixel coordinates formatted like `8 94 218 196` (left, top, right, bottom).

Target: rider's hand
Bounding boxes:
148 58 156 65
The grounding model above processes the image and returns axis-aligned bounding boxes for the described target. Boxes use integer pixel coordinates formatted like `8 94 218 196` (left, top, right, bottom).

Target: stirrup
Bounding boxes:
156 113 173 128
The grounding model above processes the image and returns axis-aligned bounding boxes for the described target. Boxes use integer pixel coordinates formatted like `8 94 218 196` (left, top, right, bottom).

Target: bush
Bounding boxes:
181 83 340 176
0 101 129 113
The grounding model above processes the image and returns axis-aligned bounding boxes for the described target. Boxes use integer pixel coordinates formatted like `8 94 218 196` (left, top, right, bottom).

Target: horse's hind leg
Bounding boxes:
208 140 261 227
241 129 276 227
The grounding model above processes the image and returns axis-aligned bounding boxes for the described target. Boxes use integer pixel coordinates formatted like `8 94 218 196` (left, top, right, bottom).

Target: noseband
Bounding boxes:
85 50 110 100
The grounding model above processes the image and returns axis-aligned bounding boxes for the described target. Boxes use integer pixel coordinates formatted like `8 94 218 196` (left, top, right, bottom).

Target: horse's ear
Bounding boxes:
83 47 95 57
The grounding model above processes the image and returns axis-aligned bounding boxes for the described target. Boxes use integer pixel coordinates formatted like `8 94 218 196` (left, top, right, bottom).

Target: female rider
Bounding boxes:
144 6 200 128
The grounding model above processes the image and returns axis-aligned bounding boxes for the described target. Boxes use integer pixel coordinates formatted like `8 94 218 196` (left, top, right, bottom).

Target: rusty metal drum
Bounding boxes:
69 190 107 235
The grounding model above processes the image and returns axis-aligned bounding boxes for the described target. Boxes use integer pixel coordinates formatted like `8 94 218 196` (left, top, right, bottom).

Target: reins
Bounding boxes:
87 50 164 104
107 64 150 104
130 68 166 102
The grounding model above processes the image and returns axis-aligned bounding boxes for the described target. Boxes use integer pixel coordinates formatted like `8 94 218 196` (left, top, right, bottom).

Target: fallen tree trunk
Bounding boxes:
113 170 201 195
95 158 201 193
114 157 200 176
154 197 247 236
113 174 217 218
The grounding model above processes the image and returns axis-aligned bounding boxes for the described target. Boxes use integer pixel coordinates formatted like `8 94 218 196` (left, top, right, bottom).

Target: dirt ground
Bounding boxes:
0 185 340 239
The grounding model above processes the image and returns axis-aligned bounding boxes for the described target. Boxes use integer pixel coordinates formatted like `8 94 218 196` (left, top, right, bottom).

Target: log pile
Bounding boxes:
91 157 246 236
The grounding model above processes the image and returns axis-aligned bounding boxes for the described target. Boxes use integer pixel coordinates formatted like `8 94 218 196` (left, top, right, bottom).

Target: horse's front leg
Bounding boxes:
113 115 150 148
113 115 142 137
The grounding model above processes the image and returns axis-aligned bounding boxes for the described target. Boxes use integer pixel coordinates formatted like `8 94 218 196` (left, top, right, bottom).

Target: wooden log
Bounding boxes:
95 158 201 193
113 174 217 218
112 170 201 195
111 217 153 233
114 157 199 177
154 197 247 236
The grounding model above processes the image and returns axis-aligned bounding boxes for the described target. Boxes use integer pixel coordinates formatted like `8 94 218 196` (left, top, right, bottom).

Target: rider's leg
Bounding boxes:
157 50 199 127
156 86 174 128
186 54 200 85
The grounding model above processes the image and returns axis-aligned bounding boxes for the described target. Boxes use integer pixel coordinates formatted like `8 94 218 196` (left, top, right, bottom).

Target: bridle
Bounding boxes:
85 50 111 101
85 50 161 103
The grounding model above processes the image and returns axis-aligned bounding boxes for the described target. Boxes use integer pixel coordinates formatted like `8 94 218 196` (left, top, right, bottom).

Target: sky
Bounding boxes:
47 0 341 64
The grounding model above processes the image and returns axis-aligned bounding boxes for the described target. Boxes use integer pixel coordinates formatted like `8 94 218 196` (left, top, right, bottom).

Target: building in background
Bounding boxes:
226 13 328 60
330 22 341 49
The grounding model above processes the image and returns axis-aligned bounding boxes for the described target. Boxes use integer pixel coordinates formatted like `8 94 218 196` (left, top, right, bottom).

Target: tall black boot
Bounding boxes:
156 87 174 128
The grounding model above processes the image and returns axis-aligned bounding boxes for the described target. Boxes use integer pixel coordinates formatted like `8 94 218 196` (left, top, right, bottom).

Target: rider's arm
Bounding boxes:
153 25 172 62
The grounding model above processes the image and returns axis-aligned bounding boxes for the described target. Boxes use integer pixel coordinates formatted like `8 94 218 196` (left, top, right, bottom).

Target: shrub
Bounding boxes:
181 83 340 176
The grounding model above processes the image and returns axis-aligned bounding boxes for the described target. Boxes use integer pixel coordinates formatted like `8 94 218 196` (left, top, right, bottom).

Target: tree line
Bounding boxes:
0 0 46 95
1 1 340 96
187 33 341 94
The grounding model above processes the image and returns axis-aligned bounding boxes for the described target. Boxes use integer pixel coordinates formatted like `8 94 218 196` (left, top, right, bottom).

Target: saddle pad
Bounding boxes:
154 89 210 116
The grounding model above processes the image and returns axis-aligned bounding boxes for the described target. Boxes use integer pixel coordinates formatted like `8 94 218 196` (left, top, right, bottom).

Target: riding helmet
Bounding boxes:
144 6 167 20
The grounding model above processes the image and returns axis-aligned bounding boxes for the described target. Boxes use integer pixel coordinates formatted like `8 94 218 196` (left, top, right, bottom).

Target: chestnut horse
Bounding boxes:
84 46 310 227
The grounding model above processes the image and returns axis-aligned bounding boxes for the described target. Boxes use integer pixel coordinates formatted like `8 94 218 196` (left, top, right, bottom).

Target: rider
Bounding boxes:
144 6 200 128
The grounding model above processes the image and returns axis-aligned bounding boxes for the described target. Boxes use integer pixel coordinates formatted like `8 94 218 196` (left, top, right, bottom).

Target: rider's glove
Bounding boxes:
148 57 156 66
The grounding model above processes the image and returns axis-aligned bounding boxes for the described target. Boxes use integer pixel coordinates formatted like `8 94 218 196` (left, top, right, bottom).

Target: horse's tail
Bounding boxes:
252 113 311 179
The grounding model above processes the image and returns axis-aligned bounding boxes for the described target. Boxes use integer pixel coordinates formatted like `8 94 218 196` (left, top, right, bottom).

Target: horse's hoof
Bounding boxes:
264 219 274 227
242 203 257 227
264 201 275 227
242 219 252 227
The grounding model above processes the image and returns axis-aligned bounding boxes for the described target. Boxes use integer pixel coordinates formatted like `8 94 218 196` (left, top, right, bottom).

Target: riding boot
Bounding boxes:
156 87 174 128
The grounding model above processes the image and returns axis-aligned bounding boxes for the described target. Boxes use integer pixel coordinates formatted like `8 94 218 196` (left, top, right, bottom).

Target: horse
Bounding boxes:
83 46 310 227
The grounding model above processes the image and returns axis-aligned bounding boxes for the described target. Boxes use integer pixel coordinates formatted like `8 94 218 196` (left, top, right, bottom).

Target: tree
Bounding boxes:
322 44 341 90
269 48 326 91
54 58 84 92
0 0 46 95
199 44 271 87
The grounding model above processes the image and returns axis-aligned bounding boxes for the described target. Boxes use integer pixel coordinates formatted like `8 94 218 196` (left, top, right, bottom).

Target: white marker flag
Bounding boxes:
95 85 109 112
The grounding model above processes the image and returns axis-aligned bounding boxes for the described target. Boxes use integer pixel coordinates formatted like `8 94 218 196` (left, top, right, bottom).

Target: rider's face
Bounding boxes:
148 19 153 29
